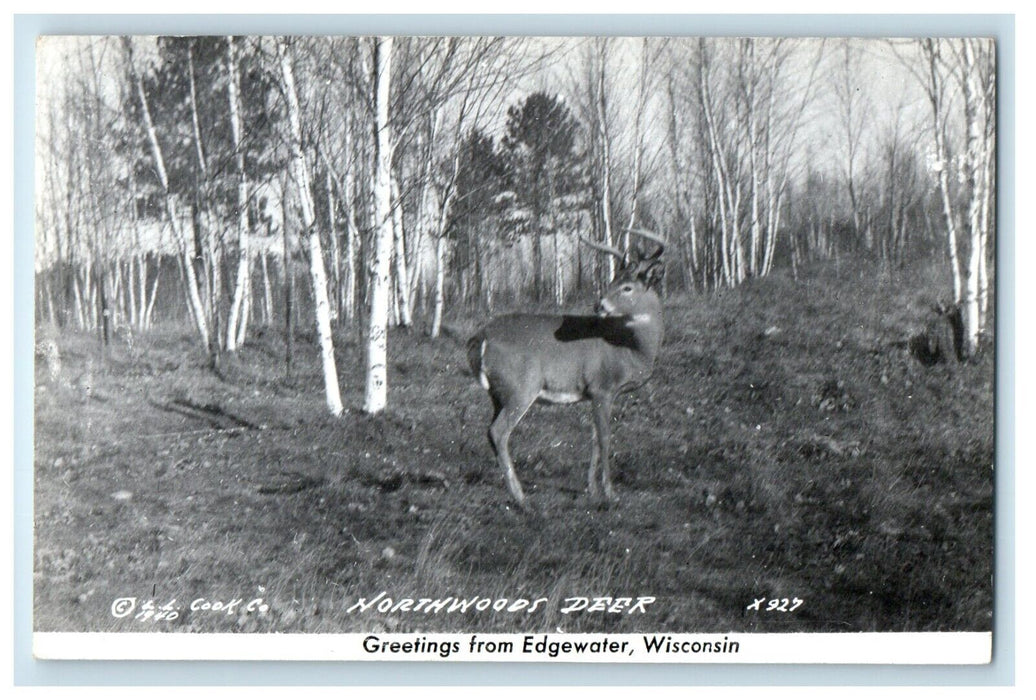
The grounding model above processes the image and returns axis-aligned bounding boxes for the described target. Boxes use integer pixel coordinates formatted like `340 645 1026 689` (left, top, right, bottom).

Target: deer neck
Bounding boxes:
623 297 664 367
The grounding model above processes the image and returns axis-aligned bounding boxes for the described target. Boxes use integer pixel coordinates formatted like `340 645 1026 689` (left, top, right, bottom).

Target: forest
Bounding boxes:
33 36 996 636
35 36 994 411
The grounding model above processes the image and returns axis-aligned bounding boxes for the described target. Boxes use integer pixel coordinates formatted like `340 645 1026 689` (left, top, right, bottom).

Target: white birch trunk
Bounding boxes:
429 153 459 339
980 84 994 327
965 236 981 356
923 40 964 306
261 251 273 326
749 148 761 277
278 38 343 416
72 269 85 330
408 111 438 308
390 175 412 327
596 45 617 280
731 183 745 285
762 189 784 276
390 279 400 328
761 49 780 276
430 233 446 339
344 210 357 325
226 36 251 352
135 253 147 331
343 118 359 324
743 41 762 277
187 45 208 182
364 36 395 414
553 230 564 307
961 39 986 357
978 225 989 328
325 166 341 324
624 38 648 240
978 120 993 329
127 257 137 329
144 254 161 330
237 262 251 348
698 41 735 287
186 43 219 353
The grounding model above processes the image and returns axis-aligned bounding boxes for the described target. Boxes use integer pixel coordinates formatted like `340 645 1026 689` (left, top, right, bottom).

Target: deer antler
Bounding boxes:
579 235 625 260
626 228 666 258
621 227 663 260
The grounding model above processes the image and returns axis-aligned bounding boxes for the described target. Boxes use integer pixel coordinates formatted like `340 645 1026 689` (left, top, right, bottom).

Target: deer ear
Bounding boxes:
641 260 665 290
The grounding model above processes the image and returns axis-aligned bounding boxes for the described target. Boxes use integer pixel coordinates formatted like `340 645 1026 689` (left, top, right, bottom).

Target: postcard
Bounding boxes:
31 33 996 665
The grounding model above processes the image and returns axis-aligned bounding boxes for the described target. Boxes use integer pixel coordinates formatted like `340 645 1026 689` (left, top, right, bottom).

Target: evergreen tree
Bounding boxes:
499 92 588 301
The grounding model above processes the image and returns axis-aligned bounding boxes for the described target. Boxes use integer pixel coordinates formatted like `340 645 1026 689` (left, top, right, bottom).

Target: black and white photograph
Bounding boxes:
30 31 997 663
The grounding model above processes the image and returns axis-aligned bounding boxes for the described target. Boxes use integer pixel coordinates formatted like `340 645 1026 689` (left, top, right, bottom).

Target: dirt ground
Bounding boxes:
32 259 994 634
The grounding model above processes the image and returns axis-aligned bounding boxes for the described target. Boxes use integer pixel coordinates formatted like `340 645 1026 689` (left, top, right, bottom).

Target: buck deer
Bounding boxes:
467 228 666 507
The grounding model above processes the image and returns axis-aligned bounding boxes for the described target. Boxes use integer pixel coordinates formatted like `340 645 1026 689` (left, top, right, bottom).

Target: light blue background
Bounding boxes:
13 13 1015 686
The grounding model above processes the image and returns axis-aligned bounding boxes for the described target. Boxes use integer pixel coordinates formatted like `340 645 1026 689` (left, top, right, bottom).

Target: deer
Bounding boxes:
466 228 666 508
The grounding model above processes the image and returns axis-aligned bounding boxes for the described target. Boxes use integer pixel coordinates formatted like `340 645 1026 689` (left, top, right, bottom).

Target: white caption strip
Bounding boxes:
34 631 991 664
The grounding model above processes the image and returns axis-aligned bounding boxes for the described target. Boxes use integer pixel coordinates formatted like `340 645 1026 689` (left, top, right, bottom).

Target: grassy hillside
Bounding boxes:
33 258 994 634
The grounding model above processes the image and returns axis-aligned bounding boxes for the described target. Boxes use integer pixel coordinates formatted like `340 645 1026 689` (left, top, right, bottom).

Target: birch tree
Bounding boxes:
664 58 699 290
624 38 655 238
277 37 344 416
225 35 251 351
911 38 994 357
956 38 994 356
390 174 412 328
364 36 395 414
919 39 964 306
696 39 740 286
593 39 617 283
833 39 871 246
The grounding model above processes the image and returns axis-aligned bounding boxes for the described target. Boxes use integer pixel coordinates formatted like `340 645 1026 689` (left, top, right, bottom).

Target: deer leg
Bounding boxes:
488 390 537 507
489 393 503 429
468 394 504 481
591 395 616 501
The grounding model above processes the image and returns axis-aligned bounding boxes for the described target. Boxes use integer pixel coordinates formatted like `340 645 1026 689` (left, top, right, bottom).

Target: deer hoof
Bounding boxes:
506 491 528 510
510 497 543 517
462 466 485 484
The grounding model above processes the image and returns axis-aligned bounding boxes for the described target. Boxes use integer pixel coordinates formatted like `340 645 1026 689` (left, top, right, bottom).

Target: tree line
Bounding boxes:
34 36 995 414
